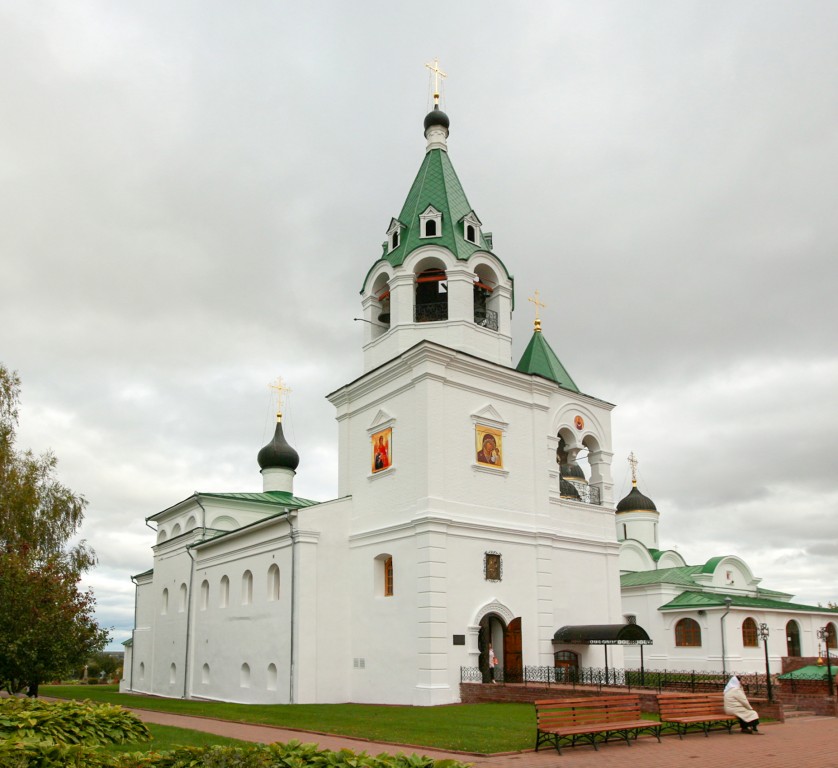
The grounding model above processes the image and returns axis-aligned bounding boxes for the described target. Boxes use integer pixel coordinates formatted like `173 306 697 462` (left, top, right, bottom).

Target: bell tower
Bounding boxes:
359 67 514 372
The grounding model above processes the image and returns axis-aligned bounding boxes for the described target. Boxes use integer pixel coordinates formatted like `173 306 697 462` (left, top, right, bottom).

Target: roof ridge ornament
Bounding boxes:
425 58 447 109
269 377 291 422
527 290 546 333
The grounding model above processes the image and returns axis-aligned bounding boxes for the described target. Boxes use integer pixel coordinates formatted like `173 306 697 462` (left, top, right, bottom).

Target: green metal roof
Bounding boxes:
621 565 705 588
199 490 319 508
777 665 834 681
515 330 579 392
657 590 838 614
385 148 491 266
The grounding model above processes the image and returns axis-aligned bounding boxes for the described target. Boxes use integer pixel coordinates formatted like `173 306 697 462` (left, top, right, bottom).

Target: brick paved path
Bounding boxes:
133 709 838 768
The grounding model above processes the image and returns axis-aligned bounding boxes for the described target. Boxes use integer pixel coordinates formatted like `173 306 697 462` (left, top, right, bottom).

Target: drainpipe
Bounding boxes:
129 576 139 691
720 597 733 677
183 545 197 699
288 510 297 705
183 494 206 700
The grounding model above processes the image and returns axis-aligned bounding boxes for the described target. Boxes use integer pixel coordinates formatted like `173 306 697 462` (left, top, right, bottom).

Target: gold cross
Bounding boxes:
627 451 638 486
425 58 447 107
269 377 292 420
528 290 546 331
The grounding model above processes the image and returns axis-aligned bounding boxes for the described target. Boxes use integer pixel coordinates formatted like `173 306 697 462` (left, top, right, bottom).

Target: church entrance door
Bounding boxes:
478 614 506 683
504 618 523 682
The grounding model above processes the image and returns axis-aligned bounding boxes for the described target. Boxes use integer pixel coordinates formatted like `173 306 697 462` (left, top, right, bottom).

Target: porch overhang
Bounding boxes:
552 623 653 646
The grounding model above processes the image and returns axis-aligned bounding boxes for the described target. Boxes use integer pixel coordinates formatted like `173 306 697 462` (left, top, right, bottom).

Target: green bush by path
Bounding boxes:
0 697 151 746
43 686 534 753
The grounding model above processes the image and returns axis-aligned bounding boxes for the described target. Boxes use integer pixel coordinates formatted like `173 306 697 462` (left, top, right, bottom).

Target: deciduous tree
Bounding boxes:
0 364 108 694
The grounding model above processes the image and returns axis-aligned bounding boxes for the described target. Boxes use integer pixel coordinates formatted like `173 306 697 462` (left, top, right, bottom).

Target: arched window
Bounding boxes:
374 553 394 597
178 583 187 613
201 663 210 684
172 523 182 537
200 580 209 610
267 663 278 691
786 620 801 656
466 224 476 242
161 588 169 615
240 663 251 688
675 618 701 647
242 570 253 605
384 557 394 597
268 564 280 601
425 220 437 237
392 230 399 249
742 617 758 647
139 662 145 681
415 267 448 322
827 622 837 650
169 663 177 684
220 576 229 608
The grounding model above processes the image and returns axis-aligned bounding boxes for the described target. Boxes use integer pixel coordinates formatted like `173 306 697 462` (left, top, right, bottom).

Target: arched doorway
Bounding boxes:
554 650 579 683
786 620 801 657
478 614 505 683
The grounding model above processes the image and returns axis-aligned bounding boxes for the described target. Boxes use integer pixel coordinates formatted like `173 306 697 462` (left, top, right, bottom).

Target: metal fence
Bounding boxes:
461 665 776 698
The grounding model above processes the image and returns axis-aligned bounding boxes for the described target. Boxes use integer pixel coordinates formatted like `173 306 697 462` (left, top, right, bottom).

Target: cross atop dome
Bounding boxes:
425 58 447 109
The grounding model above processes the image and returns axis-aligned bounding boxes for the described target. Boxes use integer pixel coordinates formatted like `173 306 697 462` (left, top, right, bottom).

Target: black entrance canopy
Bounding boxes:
552 624 652 646
553 624 652 684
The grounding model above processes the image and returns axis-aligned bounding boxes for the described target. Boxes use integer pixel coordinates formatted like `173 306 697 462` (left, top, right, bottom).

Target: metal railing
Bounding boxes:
474 308 499 331
415 302 448 322
563 480 602 506
461 665 776 698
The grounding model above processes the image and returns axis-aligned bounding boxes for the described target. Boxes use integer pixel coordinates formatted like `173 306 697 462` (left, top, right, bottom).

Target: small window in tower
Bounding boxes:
419 205 442 239
484 552 502 582
462 211 482 245
386 218 404 254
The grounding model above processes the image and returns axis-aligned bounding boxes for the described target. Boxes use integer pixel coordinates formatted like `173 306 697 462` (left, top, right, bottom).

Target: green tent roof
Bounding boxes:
516 330 579 391
385 148 492 266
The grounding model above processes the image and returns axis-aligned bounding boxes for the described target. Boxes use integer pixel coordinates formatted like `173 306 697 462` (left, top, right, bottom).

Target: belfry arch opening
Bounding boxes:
557 430 600 505
414 261 448 322
473 264 499 331
371 272 391 337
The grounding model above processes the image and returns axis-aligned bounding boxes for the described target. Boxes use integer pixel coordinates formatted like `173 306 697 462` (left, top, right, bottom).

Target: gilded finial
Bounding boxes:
528 290 546 332
269 378 292 422
628 451 639 487
425 58 447 109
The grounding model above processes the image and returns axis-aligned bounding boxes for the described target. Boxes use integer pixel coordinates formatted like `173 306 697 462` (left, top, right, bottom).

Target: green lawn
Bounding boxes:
101 723 250 755
43 685 535 753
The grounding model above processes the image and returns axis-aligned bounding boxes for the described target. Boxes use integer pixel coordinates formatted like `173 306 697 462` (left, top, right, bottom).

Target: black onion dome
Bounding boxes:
423 107 450 132
616 485 658 513
257 421 299 471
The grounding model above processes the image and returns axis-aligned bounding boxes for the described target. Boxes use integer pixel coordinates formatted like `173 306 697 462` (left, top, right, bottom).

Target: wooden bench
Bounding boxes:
657 693 739 738
534 695 661 754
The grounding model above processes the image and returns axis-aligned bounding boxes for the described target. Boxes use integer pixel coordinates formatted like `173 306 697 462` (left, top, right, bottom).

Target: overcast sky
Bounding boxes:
2 1 836 650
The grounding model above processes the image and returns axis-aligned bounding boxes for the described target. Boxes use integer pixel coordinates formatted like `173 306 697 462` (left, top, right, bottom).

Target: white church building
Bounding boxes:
616 471 838 674
122 95 837 705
